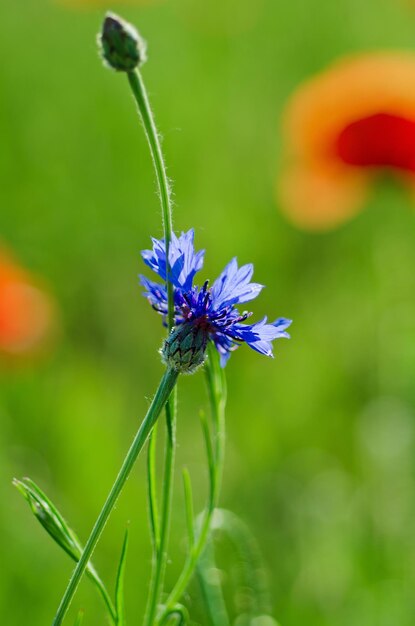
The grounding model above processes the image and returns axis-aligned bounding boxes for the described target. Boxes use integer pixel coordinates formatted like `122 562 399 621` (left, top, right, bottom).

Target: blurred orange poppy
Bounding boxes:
0 251 57 361
278 53 415 230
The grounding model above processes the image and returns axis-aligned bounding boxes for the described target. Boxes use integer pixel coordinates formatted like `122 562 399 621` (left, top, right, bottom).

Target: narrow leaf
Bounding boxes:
115 527 129 626
147 425 160 552
182 468 195 548
199 410 215 486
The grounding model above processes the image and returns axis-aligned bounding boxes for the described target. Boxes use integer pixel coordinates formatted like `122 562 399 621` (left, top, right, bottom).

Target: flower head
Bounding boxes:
99 13 147 72
278 52 415 230
140 229 291 370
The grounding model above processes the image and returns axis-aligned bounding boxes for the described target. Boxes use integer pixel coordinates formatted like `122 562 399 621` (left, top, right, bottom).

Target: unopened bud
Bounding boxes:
13 477 81 561
162 322 209 373
99 12 147 72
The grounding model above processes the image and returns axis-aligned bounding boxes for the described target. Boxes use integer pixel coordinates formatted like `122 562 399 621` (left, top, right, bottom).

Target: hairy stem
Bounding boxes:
127 67 178 625
127 69 174 331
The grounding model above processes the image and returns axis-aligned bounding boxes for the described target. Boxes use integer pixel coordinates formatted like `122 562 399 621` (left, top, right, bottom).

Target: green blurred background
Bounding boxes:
2 0 415 624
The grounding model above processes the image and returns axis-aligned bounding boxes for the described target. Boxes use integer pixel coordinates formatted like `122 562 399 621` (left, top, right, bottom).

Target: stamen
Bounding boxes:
210 309 228 321
151 303 166 313
223 333 244 343
202 290 210 310
223 311 252 326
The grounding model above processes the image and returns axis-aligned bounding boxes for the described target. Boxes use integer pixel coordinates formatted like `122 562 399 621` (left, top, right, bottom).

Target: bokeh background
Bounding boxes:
2 0 415 624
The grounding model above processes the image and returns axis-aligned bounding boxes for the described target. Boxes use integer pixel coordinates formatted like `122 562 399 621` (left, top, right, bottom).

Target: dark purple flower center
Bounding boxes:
176 280 252 345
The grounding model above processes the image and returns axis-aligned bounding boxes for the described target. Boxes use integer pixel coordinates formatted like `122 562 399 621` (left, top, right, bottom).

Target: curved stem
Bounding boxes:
158 347 226 621
159 604 189 626
52 368 179 626
127 69 175 331
127 67 178 625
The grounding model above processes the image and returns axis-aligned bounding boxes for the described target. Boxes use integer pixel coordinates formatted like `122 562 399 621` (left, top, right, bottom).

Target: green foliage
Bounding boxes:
115 528 129 626
182 468 195 548
159 605 189 626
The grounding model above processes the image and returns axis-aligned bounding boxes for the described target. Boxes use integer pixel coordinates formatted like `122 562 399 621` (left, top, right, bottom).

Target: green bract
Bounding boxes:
100 13 147 72
162 322 209 373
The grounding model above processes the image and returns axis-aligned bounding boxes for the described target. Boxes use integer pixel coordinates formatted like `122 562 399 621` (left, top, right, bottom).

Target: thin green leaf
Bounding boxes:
74 610 84 626
182 468 195 548
13 477 116 624
147 425 160 552
198 410 215 489
115 527 129 626
206 344 227 431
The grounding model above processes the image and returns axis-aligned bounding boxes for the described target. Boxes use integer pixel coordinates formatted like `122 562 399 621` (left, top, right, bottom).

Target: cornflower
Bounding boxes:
140 229 291 370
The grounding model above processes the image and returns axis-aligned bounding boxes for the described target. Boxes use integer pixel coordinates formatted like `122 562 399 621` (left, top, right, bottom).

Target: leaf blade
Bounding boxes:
115 527 129 626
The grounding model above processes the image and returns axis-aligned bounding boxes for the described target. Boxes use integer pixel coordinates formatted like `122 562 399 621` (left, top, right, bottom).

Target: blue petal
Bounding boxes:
211 332 239 367
141 229 204 290
219 349 232 367
139 275 168 312
230 317 292 357
211 258 263 310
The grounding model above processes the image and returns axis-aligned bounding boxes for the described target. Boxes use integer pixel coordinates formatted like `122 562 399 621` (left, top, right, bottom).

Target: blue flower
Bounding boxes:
139 229 291 368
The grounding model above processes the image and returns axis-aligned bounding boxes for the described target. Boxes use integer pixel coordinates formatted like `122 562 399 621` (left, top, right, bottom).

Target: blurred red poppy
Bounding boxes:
278 53 415 230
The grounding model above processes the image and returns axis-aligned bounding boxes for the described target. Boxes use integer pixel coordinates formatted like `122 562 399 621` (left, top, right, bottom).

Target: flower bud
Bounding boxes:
162 322 208 373
14 478 112 602
99 12 147 72
13 477 81 561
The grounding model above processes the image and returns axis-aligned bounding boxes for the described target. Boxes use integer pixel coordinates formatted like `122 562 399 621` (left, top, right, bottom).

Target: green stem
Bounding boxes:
127 69 175 331
144 391 177 625
159 604 189 626
127 67 178 625
147 424 161 553
158 347 226 622
52 368 179 626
